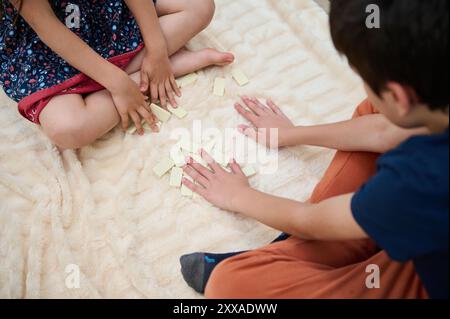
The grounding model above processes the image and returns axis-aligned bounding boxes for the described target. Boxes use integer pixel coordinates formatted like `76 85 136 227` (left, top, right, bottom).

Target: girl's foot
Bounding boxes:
171 48 235 77
200 48 235 66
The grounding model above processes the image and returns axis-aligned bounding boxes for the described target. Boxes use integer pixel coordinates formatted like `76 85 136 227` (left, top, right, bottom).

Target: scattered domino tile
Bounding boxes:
170 144 187 167
181 176 193 197
213 77 226 97
231 68 250 86
126 125 138 135
170 167 184 188
180 140 202 153
154 138 259 200
203 138 217 153
127 120 162 135
176 73 198 88
150 103 172 123
153 158 175 178
242 165 257 177
168 106 188 119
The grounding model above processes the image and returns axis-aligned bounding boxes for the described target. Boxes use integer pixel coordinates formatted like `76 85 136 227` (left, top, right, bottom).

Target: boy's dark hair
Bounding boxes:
330 0 449 111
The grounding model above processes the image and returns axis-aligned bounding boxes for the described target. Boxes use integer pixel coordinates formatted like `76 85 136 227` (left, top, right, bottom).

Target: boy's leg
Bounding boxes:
206 239 427 299
205 99 427 299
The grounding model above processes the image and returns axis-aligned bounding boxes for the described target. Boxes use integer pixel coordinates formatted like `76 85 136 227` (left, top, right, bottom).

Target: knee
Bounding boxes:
192 0 215 30
42 115 88 150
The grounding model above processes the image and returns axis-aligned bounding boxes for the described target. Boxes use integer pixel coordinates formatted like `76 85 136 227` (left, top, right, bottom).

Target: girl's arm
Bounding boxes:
124 0 181 108
16 0 154 131
19 0 124 93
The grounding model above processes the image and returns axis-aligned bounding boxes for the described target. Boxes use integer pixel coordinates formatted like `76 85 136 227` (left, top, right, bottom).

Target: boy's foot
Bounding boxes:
180 251 245 294
180 235 290 294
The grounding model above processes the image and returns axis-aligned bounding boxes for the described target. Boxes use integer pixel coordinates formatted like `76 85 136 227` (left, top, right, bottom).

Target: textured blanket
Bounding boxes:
0 0 365 298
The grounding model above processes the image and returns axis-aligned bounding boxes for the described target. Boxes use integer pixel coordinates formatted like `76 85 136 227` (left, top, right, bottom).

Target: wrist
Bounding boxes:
230 186 256 214
104 69 129 93
280 126 305 147
144 36 167 56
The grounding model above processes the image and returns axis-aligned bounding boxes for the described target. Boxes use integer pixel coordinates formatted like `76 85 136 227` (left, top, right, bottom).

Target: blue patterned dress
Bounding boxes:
0 0 152 123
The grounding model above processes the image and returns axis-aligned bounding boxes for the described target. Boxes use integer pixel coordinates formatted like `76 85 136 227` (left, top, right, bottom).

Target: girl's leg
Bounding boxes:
154 0 217 55
40 48 231 149
40 0 232 149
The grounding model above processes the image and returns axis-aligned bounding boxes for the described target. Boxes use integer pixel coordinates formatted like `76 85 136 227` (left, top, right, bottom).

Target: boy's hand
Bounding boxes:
110 72 158 134
182 150 251 212
140 48 181 108
235 97 295 148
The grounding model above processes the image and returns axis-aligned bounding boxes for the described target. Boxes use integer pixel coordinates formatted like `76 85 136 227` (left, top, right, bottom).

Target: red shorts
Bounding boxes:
17 44 144 124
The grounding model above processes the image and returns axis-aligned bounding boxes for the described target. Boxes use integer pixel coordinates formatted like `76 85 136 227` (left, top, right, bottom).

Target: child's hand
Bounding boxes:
182 150 251 212
110 73 158 134
140 49 181 108
235 97 295 148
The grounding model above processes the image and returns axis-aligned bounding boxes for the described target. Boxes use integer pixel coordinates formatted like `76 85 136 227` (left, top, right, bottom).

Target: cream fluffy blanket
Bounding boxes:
0 0 365 298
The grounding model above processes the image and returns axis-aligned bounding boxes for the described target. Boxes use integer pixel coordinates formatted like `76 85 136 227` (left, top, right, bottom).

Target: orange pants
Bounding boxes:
206 100 428 299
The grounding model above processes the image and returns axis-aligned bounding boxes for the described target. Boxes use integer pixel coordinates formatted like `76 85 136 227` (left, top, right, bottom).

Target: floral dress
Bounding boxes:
0 0 153 124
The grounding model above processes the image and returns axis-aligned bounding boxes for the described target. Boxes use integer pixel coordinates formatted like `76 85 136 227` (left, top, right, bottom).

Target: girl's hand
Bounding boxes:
182 150 251 212
235 97 295 148
140 48 181 108
110 72 158 134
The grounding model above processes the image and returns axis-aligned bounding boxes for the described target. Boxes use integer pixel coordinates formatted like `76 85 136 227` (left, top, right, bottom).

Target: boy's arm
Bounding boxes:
233 189 366 241
183 151 368 241
283 115 428 153
236 97 428 153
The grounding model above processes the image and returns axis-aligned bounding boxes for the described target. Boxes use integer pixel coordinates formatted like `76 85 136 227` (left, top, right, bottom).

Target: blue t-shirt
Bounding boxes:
352 129 449 299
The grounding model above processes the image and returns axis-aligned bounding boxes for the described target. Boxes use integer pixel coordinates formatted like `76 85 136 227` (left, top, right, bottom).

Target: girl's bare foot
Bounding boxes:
171 48 235 77
200 48 235 66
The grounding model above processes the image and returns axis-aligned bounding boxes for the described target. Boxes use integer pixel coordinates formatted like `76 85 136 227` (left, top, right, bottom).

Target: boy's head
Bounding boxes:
330 0 449 129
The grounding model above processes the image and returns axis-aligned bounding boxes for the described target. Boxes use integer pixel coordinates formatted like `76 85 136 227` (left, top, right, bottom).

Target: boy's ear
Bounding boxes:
385 82 417 117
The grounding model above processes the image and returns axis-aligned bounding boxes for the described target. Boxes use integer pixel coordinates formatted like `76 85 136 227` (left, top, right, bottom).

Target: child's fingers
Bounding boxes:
200 149 224 174
183 165 209 188
118 109 129 130
182 178 207 197
165 80 177 108
150 83 158 104
130 111 143 135
171 76 182 97
189 161 214 180
242 96 263 116
140 73 149 93
234 103 258 126
253 98 270 112
229 159 245 176
267 99 283 115
138 106 154 127
238 125 259 142
158 84 167 108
